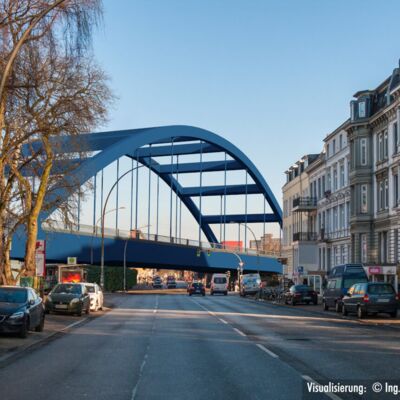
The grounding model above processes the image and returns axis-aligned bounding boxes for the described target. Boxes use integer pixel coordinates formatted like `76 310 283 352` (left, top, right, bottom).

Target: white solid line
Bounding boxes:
256 343 279 358
302 375 343 400
60 318 88 331
233 327 246 337
219 318 228 324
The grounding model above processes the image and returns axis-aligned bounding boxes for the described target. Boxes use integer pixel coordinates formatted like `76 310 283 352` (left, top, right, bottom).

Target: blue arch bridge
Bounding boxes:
11 125 283 275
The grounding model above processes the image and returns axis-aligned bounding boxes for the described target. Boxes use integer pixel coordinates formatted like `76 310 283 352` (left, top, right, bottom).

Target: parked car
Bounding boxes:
342 282 399 318
240 273 261 297
166 276 177 289
323 264 368 312
188 282 206 296
210 273 228 295
152 277 163 289
84 283 104 312
284 285 318 305
45 283 90 316
0 286 45 338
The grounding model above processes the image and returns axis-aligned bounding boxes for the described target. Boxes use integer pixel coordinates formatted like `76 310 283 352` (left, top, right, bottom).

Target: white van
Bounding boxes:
240 273 261 297
210 274 228 295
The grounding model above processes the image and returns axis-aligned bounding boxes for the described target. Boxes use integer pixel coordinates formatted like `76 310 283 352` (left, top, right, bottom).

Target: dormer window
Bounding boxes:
359 101 366 118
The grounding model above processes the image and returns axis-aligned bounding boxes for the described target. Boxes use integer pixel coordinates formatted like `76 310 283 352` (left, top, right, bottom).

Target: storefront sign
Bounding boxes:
368 267 382 274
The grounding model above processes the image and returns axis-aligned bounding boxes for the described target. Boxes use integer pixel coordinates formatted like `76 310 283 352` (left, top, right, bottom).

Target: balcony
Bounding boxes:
292 197 317 212
293 232 318 242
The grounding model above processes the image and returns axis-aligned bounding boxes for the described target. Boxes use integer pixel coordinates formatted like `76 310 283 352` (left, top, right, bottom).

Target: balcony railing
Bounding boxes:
319 229 350 241
292 197 317 212
293 232 318 242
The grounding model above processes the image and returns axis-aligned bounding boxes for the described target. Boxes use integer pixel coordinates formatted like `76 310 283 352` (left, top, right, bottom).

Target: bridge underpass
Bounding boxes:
11 125 283 274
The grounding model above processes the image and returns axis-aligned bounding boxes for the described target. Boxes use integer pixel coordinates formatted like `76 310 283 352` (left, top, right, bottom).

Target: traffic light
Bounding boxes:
196 248 201 257
207 249 211 256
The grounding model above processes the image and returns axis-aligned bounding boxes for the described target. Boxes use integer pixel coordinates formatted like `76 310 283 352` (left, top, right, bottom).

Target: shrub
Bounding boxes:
86 266 137 292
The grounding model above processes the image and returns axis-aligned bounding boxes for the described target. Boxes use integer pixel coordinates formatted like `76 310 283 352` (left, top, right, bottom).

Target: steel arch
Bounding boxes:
43 125 282 243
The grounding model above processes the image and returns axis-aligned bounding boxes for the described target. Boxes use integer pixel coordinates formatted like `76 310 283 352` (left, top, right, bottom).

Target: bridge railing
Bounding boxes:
42 221 281 258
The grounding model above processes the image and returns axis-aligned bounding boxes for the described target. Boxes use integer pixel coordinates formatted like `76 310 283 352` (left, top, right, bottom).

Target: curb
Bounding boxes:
246 296 400 330
0 298 115 368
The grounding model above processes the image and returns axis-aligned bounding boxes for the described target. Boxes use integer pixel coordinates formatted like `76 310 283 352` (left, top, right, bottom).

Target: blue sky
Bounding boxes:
86 0 400 241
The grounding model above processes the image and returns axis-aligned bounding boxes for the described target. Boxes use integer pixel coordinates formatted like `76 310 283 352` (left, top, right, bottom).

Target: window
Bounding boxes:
360 138 367 165
361 234 367 263
359 101 366 118
341 245 346 263
394 174 399 207
339 204 345 230
339 134 343 150
333 167 337 191
333 139 336 155
361 184 368 213
385 178 389 209
393 122 398 155
340 163 345 187
384 130 388 159
378 180 384 210
379 232 388 263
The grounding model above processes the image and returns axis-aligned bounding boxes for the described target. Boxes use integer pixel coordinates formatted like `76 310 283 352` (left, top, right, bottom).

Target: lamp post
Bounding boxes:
123 224 150 292
91 207 126 264
100 165 145 289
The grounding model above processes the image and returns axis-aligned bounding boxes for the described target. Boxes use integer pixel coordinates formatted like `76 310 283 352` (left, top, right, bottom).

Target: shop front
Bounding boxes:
364 266 398 292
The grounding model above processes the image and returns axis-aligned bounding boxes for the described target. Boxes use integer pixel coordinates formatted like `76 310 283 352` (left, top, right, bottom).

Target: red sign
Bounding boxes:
369 267 382 275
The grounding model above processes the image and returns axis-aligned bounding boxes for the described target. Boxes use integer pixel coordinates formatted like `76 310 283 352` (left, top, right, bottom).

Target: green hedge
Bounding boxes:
86 266 137 292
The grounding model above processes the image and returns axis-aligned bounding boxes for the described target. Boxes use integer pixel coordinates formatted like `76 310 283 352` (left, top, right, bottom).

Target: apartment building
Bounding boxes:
346 61 400 287
282 154 319 277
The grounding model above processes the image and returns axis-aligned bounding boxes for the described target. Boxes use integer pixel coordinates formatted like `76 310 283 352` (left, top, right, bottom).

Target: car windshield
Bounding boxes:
214 277 227 284
52 284 82 294
0 288 27 303
368 284 394 294
192 283 203 288
343 275 368 289
85 285 95 293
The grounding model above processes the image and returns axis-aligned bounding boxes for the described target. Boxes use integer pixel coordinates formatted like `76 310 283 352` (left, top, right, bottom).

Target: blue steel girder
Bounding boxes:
156 160 242 174
181 184 260 197
38 126 282 244
136 156 219 244
202 213 280 224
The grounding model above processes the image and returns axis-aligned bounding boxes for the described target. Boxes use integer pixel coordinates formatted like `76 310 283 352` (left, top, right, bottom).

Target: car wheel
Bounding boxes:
342 305 348 316
76 307 82 317
85 304 90 315
210 291 214 296
313 300 317 305
35 315 45 332
189 293 192 296
291 298 296 306
335 302 342 313
224 291 228 296
357 306 365 319
202 293 205 297
390 310 397 318
19 318 29 338
306 301 310 305
323 301 329 311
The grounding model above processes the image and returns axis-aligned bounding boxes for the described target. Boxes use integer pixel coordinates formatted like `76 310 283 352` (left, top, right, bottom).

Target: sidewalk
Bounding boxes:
252 297 400 328
0 293 117 366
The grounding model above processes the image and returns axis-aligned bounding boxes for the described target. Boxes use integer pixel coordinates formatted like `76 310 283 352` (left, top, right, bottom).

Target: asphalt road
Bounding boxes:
0 293 399 400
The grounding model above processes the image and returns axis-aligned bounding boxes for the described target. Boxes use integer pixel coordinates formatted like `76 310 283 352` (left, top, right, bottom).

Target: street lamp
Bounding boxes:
90 207 126 264
100 165 145 289
123 224 150 292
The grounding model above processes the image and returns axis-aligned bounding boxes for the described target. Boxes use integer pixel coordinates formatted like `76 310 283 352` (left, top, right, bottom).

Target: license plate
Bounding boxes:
377 299 390 303
303 296 311 300
55 304 68 309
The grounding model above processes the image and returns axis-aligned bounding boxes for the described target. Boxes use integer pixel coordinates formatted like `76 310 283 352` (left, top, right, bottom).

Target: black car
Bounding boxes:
45 283 90 316
152 278 163 289
342 282 398 319
284 285 318 305
188 282 206 296
0 286 45 338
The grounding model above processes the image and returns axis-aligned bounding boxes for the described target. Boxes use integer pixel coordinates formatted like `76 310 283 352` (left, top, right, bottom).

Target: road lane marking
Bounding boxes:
302 375 342 400
256 343 279 358
219 318 228 324
233 327 246 337
60 318 89 331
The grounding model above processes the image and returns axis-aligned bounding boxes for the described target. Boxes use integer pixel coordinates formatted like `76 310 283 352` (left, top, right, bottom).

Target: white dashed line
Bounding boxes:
60 318 88 331
256 343 279 358
219 318 228 324
233 327 246 337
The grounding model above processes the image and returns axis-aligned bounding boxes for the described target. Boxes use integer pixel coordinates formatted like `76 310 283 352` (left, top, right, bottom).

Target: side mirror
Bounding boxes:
29 299 35 306
346 291 352 297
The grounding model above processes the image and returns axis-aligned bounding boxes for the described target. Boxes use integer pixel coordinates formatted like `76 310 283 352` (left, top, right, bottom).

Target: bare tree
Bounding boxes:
0 1 112 284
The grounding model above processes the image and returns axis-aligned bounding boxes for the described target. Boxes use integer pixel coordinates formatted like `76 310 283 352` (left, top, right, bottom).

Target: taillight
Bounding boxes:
363 294 369 303
397 293 400 301
294 292 302 297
